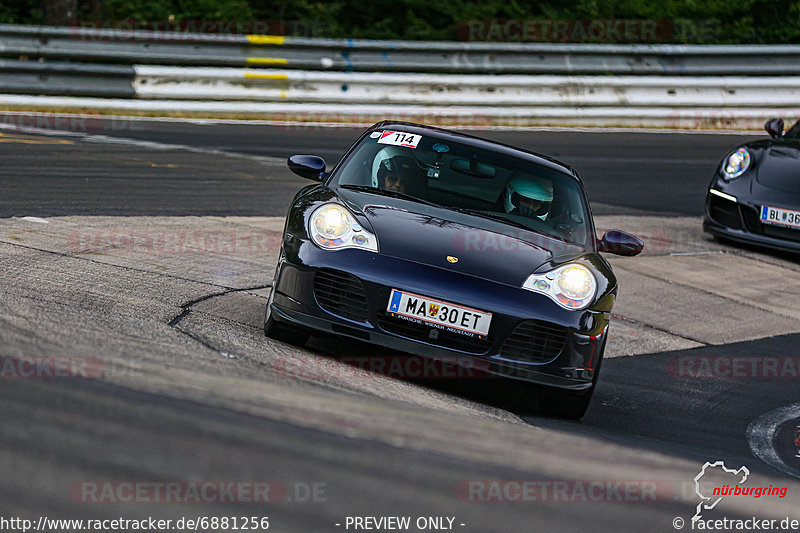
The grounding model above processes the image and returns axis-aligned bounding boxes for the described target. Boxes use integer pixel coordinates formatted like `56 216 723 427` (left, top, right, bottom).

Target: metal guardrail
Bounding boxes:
3 24 800 75
0 59 134 97
0 24 799 128
5 58 799 107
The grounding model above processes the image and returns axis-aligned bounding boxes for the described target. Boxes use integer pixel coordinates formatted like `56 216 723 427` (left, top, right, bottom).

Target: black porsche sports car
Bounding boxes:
704 118 800 253
265 122 643 418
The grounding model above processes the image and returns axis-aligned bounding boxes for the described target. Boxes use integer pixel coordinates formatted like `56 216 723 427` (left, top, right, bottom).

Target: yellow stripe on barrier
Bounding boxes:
246 57 289 65
246 35 285 45
243 73 289 80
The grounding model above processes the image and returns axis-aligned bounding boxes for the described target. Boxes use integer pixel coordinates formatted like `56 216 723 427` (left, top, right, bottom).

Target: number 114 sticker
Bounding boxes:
377 131 421 149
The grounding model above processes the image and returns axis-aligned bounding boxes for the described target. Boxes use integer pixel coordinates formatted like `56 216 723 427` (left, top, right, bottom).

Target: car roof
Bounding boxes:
370 121 579 180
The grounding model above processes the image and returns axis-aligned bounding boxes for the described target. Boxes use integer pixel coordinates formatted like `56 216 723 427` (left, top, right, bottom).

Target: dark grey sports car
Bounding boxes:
704 118 800 253
265 122 643 418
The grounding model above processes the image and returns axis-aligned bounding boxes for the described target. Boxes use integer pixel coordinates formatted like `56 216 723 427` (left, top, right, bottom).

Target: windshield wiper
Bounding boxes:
449 207 530 230
450 208 571 244
339 185 439 207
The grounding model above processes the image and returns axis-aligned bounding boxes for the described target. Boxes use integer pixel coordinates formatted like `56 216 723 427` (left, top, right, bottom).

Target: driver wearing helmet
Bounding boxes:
372 149 427 198
371 146 406 188
377 156 415 194
502 174 554 221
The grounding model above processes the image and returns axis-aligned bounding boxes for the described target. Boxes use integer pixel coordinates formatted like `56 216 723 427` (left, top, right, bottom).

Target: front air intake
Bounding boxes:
499 320 569 363
708 196 742 229
313 269 370 321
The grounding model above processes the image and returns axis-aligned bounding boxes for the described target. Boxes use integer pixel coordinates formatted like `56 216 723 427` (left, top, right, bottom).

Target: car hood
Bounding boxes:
756 144 800 194
362 204 569 286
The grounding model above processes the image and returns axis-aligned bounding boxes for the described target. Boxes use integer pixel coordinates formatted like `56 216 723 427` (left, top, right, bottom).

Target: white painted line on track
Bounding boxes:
747 403 800 480
0 121 281 165
669 251 726 256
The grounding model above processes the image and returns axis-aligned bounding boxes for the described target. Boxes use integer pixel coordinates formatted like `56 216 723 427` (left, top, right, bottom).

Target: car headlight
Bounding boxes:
522 264 597 310
309 203 378 252
721 148 751 180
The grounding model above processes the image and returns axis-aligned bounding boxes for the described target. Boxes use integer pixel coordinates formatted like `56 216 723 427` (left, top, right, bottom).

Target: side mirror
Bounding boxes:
288 154 327 181
765 118 784 140
598 230 644 256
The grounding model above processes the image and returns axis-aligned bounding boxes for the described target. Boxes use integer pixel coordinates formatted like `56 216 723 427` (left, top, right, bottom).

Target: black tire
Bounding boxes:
264 290 310 346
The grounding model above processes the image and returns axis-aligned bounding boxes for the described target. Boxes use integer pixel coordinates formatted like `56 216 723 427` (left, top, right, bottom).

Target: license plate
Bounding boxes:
761 205 800 229
386 289 492 337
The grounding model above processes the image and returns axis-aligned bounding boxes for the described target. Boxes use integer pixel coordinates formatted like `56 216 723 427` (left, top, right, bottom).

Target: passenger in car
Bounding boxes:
498 173 554 222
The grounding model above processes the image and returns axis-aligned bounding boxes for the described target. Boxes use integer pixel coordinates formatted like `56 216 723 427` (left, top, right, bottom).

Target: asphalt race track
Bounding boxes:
0 117 760 217
1 116 799 532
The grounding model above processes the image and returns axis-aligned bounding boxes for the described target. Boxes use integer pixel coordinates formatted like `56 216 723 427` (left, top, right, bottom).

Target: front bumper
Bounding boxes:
269 241 610 391
704 193 800 254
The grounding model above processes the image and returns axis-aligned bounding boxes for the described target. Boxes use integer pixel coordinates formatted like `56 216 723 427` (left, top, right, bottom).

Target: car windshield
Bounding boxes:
334 129 593 249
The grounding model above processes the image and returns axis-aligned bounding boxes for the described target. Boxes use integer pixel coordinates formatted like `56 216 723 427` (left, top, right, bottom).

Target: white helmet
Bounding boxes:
371 146 406 187
503 174 554 220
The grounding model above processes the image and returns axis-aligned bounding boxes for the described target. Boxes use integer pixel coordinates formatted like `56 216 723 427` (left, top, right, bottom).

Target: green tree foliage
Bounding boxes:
7 0 800 43
0 0 43 24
